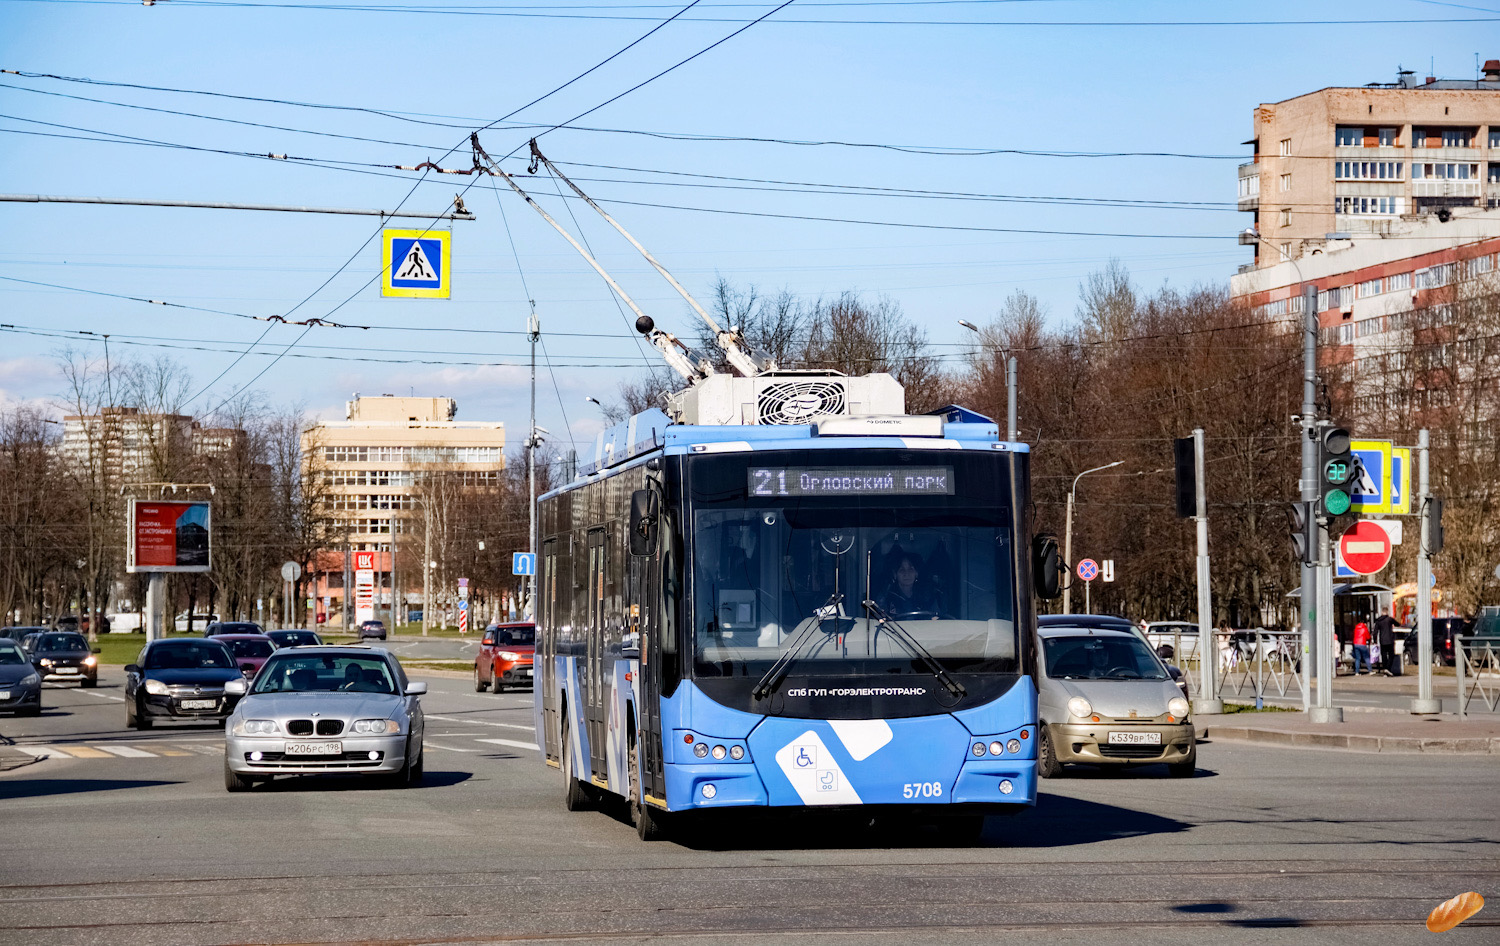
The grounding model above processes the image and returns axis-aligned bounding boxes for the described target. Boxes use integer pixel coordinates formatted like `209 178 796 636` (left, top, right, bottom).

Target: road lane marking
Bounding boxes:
45 745 113 758
78 690 127 702
424 742 481 753
184 744 224 755
475 738 540 751
426 715 535 731
98 746 155 758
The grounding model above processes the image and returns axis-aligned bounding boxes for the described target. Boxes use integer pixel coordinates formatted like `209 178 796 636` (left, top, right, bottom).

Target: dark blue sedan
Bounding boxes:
0 639 42 715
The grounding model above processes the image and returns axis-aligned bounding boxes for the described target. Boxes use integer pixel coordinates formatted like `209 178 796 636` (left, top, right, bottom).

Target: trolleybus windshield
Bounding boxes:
686 451 1020 695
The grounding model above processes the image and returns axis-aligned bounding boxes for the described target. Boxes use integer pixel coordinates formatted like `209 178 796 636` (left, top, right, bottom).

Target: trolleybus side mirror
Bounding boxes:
1031 533 1061 600
629 489 659 556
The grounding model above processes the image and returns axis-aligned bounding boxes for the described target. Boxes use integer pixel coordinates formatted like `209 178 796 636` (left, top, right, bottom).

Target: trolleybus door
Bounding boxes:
586 527 607 780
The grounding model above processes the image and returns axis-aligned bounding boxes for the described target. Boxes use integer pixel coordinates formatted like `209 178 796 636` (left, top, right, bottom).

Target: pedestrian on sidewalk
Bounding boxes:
1375 613 1399 675
1352 620 1372 675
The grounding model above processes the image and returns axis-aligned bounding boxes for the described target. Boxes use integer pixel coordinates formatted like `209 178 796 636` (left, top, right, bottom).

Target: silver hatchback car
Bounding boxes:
223 646 425 791
1036 625 1196 778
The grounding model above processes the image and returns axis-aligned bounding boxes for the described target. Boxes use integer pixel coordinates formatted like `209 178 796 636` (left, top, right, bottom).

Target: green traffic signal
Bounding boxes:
1324 489 1351 516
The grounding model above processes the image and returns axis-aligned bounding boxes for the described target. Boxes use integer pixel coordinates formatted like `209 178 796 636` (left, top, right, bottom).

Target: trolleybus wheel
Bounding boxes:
1037 724 1063 779
629 738 670 841
560 708 593 811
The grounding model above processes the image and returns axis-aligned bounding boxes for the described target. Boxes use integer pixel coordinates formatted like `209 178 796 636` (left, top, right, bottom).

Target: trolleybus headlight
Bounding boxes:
999 779 1014 795
972 742 986 757
693 742 709 758
1067 697 1093 719
701 783 717 799
711 745 726 760
1006 739 1022 755
989 741 1004 756
729 745 744 760
1168 697 1191 719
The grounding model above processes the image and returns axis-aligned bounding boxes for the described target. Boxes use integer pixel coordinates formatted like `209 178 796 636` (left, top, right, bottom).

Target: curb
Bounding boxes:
1203 726 1500 754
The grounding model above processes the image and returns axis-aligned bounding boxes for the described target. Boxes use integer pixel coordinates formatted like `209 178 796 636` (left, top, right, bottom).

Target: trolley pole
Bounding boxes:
1194 428 1223 713
1412 429 1440 714
1006 355 1018 443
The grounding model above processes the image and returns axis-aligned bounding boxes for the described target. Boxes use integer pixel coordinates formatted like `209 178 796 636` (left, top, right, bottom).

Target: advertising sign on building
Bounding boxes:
126 500 212 573
354 550 376 624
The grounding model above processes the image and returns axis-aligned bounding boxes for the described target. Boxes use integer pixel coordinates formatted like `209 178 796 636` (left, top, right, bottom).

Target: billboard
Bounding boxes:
127 500 212 573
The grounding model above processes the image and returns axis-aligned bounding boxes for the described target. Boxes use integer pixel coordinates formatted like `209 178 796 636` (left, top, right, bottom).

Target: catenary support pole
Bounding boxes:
146 573 164 643
1194 428 1223 713
1412 429 1440 714
1311 420 1343 723
1006 355 1018 443
1299 283 1318 711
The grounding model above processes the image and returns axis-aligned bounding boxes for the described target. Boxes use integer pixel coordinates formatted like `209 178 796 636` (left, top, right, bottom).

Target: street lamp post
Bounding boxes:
958 320 1019 441
1063 461 1123 614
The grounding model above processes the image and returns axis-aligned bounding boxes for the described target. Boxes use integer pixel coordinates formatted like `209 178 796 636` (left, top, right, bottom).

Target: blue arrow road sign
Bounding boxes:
512 552 536 577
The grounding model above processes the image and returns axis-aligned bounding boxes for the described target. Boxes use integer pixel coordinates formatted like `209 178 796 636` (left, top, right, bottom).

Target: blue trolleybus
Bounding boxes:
533 378 1054 840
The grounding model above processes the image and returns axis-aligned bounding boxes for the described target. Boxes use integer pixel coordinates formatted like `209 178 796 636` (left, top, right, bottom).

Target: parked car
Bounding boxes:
1402 618 1468 666
474 622 536 693
54 614 110 634
124 637 244 729
174 612 220 632
1035 624 1196 779
358 620 387 641
0 639 42 715
1141 621 1199 661
205 621 265 637
214 633 277 678
266 629 323 649
27 631 99 687
0 626 48 644
223 645 426 791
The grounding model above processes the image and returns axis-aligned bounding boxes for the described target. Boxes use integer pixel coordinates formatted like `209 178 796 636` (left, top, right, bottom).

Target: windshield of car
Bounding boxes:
270 631 320 646
38 633 88 652
492 626 535 645
229 639 274 659
252 654 397 694
0 643 25 664
1043 635 1169 681
145 641 235 670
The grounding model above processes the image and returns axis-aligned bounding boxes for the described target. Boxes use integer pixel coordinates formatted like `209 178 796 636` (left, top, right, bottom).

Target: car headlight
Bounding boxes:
1066 696 1093 719
234 719 279 735
39 658 52 667
1168 697 1191 719
352 719 400 734
83 655 97 666
497 651 520 662
20 673 39 686
144 679 169 696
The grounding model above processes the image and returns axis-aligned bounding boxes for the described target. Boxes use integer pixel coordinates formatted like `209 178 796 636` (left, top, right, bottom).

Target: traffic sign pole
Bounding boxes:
1413 429 1440 714
1193 428 1223 714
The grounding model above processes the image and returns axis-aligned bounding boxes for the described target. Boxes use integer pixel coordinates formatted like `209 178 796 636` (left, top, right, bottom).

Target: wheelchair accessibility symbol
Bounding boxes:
794 745 816 768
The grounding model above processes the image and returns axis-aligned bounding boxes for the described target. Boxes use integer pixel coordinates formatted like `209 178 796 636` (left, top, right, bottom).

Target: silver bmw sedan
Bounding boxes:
223 646 425 791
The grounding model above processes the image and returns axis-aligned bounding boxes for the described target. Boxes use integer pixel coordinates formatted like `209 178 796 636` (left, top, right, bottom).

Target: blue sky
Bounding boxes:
0 0 1494 451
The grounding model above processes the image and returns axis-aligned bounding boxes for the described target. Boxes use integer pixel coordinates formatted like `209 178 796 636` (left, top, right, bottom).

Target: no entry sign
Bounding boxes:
1339 520 1393 575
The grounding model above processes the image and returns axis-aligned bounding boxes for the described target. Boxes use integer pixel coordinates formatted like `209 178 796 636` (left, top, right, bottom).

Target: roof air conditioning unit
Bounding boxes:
665 371 905 425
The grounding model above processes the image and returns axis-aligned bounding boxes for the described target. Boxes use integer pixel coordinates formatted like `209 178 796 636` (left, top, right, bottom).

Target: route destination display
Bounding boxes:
749 467 955 497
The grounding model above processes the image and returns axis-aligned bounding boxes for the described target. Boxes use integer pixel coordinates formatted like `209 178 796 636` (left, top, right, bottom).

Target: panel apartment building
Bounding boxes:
303 395 505 624
62 407 246 485
1238 61 1500 269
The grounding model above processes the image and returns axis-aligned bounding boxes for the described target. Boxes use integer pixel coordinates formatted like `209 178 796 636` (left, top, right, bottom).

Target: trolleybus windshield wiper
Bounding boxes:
862 598 967 699
752 593 844 701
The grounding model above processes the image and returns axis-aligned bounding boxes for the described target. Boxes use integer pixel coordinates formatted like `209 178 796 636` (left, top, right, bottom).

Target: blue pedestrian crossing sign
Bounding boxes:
512 552 536 577
1349 440 1391 514
381 228 451 298
1389 447 1412 515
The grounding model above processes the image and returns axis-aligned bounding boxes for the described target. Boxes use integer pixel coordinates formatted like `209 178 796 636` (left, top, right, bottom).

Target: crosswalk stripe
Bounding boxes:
97 746 155 758
475 738 540 751
424 742 481 753
427 715 534 731
157 749 193 756
185 744 224 755
50 746 112 758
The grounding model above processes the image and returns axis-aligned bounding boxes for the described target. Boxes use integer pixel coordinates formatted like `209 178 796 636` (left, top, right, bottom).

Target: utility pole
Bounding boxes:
422 494 432 637
1193 428 1223 714
1299 283 1318 712
526 309 540 621
1412 429 1441 714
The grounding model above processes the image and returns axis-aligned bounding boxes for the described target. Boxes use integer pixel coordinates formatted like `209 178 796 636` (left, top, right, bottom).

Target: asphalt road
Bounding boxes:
1 671 1496 946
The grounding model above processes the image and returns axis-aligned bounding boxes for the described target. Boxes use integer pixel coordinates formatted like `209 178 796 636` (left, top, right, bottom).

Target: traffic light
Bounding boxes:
1173 436 1195 518
1287 501 1315 563
1428 497 1445 555
1318 426 1355 519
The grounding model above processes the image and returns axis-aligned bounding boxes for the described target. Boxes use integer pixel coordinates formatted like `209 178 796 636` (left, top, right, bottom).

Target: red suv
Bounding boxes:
474 623 535 693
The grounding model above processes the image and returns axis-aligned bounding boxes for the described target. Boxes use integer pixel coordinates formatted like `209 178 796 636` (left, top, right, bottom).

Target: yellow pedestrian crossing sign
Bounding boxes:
381 228 451 298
